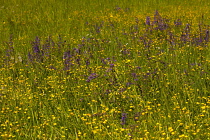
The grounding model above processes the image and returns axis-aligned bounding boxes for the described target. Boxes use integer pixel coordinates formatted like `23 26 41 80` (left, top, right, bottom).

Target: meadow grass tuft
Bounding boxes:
0 0 210 139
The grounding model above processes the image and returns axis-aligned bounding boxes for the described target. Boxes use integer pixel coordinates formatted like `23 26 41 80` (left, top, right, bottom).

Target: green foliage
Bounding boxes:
0 0 210 139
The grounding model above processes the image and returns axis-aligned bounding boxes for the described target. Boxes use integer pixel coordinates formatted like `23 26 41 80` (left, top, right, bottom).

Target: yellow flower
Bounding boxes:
53 123 57 126
125 59 131 63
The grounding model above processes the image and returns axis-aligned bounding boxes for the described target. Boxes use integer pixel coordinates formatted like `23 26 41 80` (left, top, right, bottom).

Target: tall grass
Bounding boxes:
0 0 210 139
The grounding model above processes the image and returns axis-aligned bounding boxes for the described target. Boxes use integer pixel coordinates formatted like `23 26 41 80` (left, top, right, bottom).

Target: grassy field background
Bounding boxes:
0 0 210 139
1 0 209 47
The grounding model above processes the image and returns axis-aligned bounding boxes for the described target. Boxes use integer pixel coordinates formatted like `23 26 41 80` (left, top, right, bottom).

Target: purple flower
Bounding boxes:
106 68 113 72
28 52 33 62
33 44 41 54
63 50 72 70
145 16 151 25
204 30 209 42
76 58 80 65
110 63 114 68
85 59 90 66
153 10 161 24
180 32 190 42
174 19 182 26
95 25 101 34
136 66 141 69
86 73 98 82
156 22 168 31
73 48 81 54
32 36 41 54
126 82 133 87
131 73 137 78
115 5 122 11
121 113 127 125
28 36 44 62
57 35 63 48
63 50 71 60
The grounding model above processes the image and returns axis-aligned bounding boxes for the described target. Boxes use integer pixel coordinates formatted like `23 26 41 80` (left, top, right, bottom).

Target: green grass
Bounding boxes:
0 0 210 139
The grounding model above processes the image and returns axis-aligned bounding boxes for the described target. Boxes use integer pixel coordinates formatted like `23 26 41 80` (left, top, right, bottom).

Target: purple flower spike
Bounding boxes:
28 52 33 62
32 36 41 54
145 16 151 26
63 50 71 60
174 19 182 26
63 50 72 70
204 30 209 42
110 63 114 68
153 10 161 24
136 66 141 69
121 113 127 125
131 73 137 78
86 73 98 82
126 82 133 87
28 36 44 62
85 59 90 66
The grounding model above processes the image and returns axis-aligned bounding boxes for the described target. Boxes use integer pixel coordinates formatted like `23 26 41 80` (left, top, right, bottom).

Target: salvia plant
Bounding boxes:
0 0 210 139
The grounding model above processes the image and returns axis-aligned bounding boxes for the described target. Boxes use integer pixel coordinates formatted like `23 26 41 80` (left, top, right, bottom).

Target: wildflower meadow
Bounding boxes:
0 0 210 139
